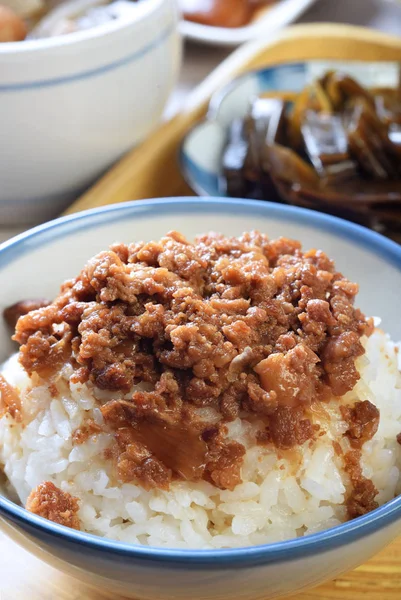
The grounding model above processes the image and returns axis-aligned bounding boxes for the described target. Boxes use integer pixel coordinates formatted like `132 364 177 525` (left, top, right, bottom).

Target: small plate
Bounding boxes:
179 0 319 47
180 59 401 197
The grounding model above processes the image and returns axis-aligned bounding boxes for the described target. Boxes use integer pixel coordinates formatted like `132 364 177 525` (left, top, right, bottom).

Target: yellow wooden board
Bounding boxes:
3 23 401 600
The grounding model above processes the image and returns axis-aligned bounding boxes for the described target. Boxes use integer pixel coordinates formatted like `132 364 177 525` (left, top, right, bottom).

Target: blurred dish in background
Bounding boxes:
179 0 276 28
181 60 401 238
0 4 27 41
179 0 319 46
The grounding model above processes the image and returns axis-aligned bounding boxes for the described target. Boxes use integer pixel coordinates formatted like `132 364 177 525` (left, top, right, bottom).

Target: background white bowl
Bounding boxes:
0 198 401 600
0 0 181 226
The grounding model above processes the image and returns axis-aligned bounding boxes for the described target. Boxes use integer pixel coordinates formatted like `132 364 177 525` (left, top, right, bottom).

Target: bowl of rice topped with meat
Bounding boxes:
0 197 400 600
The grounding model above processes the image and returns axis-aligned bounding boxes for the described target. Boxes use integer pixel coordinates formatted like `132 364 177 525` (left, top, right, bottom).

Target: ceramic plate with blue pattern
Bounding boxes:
180 60 401 198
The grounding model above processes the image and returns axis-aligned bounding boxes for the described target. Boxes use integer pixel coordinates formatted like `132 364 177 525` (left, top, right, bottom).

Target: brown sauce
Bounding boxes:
101 399 208 484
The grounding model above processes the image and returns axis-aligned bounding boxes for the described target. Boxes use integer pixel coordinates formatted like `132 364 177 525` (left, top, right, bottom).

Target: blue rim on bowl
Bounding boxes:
1 197 401 566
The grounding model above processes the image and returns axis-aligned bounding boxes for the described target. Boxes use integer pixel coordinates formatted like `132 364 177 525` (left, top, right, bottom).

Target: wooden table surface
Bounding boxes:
1 530 401 600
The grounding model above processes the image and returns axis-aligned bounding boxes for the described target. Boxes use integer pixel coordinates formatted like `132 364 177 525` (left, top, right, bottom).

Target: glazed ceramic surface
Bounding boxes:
181 60 400 197
0 0 181 226
1 198 401 600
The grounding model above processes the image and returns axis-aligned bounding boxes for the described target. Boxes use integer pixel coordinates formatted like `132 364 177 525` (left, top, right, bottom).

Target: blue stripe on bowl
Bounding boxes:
1 197 401 566
255 62 307 92
0 22 174 92
180 152 221 197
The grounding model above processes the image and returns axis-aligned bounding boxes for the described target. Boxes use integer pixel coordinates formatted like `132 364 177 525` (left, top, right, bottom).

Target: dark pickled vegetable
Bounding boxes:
221 119 250 197
220 70 401 236
301 110 358 184
221 98 286 201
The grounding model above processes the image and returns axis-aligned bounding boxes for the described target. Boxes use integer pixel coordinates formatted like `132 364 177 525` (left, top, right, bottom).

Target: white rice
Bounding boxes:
0 328 400 549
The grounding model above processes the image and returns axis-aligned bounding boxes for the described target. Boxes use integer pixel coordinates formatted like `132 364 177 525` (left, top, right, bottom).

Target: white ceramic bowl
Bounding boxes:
1 198 401 600
0 0 181 226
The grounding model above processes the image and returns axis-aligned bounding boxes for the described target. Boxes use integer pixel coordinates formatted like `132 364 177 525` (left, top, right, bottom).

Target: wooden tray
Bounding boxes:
46 22 401 600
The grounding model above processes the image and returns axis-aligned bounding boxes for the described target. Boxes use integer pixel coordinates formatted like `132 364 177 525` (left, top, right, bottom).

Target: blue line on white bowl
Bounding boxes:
0 22 174 92
1 198 401 566
180 153 220 197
